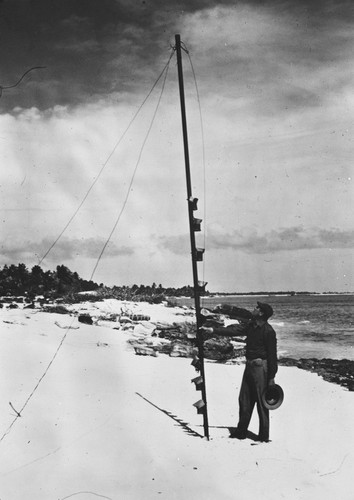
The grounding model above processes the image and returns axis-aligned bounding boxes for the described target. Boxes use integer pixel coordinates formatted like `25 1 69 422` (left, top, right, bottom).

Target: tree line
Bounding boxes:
0 263 207 302
0 263 99 298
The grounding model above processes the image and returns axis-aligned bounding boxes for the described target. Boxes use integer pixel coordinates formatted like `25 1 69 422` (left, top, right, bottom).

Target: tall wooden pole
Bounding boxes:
175 34 209 439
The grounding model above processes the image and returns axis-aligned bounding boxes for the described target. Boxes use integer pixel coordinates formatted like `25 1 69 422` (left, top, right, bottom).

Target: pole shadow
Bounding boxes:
136 392 203 439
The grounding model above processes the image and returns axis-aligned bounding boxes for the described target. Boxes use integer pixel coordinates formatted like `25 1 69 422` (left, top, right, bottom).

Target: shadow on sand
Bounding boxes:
136 392 204 439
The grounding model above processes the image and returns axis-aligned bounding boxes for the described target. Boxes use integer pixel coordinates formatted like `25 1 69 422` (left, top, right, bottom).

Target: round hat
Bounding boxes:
262 384 284 410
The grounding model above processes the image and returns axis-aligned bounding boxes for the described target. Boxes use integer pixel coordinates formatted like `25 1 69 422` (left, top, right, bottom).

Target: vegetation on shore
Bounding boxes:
1 264 353 392
0 263 204 304
0 263 349 305
0 263 99 299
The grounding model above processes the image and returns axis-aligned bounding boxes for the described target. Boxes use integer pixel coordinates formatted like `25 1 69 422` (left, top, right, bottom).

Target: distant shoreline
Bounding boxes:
204 292 354 297
176 292 354 300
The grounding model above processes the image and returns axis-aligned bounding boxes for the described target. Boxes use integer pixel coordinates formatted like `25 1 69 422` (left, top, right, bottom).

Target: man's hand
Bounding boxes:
268 378 275 386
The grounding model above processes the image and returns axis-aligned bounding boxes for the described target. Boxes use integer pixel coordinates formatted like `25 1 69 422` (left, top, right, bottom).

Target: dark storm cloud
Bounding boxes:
0 236 134 263
1 0 353 113
159 226 354 255
0 0 231 112
0 0 152 111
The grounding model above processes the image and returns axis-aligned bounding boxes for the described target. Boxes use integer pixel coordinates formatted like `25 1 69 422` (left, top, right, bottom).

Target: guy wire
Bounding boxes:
183 42 208 303
38 49 175 266
0 66 46 98
182 43 236 410
0 50 175 445
90 54 172 280
0 315 76 444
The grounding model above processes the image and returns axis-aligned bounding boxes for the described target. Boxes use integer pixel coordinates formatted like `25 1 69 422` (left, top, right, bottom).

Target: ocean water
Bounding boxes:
177 294 354 361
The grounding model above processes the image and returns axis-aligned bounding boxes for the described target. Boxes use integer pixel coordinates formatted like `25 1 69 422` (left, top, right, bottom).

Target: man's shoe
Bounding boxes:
229 428 247 440
256 435 270 443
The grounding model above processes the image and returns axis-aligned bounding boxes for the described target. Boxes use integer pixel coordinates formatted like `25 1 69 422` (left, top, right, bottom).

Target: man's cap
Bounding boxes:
262 384 284 410
257 301 273 320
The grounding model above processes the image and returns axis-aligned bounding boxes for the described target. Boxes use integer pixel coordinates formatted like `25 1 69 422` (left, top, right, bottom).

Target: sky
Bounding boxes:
0 0 353 293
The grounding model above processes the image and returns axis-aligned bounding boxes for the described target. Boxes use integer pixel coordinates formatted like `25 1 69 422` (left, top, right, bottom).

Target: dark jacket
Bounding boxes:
213 321 278 380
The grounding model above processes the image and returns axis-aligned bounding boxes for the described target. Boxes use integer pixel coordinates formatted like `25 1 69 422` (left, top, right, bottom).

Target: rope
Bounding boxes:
0 50 175 445
60 492 113 500
89 55 172 280
0 66 46 98
182 42 208 304
0 315 75 443
38 50 175 266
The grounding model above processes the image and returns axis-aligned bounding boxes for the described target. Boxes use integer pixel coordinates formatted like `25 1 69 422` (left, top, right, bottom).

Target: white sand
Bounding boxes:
0 301 353 500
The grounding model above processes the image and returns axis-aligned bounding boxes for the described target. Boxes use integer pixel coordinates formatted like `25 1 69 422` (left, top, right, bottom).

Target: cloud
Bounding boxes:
159 226 354 255
0 0 165 111
156 234 190 256
209 226 354 253
183 1 354 117
1 0 353 292
0 236 134 265
0 0 231 112
2 0 354 114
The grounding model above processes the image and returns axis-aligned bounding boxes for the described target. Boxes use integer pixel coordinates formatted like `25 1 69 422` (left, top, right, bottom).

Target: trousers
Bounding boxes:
238 358 269 440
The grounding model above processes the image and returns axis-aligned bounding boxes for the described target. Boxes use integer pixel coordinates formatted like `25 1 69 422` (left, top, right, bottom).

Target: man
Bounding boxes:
201 301 277 442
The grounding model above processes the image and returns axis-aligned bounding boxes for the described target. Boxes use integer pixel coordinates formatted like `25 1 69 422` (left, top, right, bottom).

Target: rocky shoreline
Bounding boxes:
8 298 353 393
279 357 354 391
124 321 354 392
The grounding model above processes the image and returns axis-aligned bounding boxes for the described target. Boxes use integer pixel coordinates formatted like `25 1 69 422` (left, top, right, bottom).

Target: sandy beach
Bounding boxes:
0 300 353 500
